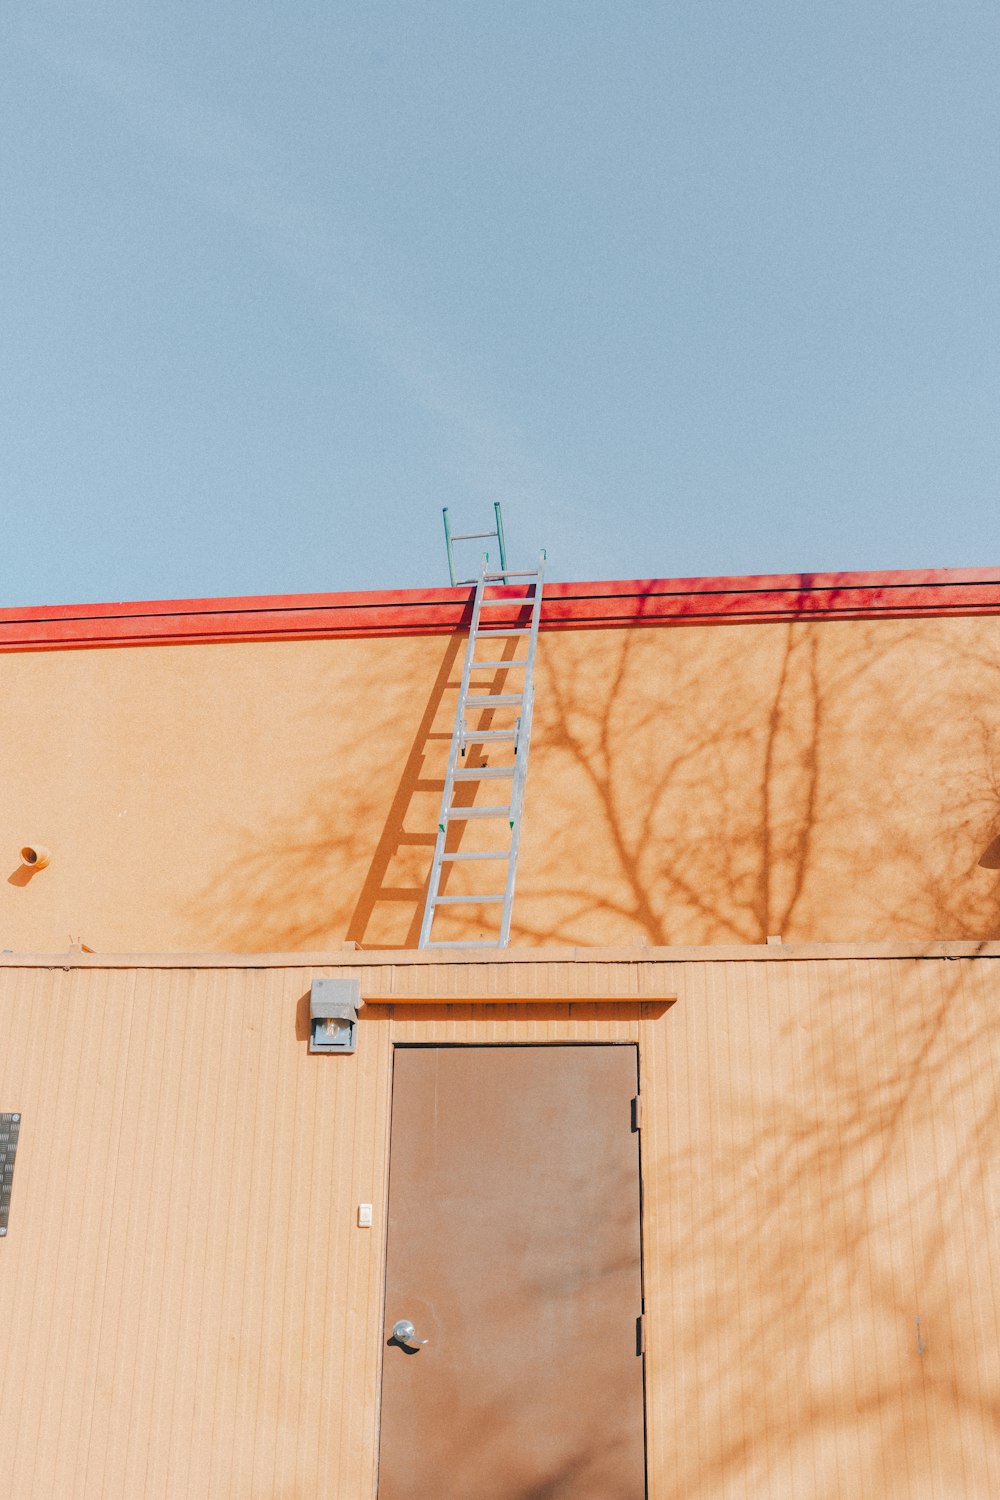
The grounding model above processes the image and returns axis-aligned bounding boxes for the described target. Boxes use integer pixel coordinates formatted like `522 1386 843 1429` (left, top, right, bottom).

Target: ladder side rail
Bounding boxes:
493 500 508 575
498 553 545 944
442 506 457 586
418 569 487 947
513 561 545 808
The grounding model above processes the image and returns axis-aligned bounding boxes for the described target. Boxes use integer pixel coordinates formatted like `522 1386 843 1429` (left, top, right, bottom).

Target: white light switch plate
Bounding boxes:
357 1203 373 1227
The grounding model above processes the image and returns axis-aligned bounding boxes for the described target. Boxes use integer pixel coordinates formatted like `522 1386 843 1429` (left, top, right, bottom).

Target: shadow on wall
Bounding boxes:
648 953 1000 1498
515 614 1000 946
186 633 461 951
188 600 1000 950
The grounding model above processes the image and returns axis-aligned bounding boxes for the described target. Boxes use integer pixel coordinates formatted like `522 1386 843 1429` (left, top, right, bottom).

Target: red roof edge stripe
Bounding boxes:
2 567 999 651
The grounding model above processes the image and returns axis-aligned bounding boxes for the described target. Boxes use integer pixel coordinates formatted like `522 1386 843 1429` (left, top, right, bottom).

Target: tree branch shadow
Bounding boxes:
189 600 1000 952
649 953 1000 1496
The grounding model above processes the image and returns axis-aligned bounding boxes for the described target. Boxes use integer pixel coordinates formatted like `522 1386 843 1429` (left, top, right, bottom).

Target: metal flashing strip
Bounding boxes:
4 940 1000 1012
2 566 1000 651
2 940 1000 969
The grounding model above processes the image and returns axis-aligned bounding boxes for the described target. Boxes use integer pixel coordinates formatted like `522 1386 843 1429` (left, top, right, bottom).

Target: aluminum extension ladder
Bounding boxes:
419 517 545 949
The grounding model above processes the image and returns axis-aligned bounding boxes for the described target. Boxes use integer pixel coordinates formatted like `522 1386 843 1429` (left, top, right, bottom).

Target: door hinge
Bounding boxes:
631 1094 642 1132
636 1313 645 1355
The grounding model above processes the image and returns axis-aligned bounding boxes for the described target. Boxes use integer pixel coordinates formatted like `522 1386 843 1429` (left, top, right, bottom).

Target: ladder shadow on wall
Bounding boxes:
346 623 530 950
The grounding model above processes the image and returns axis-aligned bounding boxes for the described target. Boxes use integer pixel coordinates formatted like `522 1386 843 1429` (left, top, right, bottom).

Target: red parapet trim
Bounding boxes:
2 567 1000 651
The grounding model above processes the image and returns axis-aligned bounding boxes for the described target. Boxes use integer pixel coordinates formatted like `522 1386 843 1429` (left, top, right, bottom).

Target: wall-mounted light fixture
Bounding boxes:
309 978 360 1054
20 845 51 870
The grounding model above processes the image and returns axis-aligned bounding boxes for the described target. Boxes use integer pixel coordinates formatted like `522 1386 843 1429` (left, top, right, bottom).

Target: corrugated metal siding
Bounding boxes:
638 958 1000 1500
0 965 394 1500
1 954 998 1498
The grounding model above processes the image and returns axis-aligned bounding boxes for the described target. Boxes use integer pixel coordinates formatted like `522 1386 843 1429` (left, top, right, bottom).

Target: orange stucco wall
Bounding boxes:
2 612 1000 952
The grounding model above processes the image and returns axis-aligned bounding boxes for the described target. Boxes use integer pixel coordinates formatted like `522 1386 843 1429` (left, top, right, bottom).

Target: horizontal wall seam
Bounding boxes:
3 942 1000 969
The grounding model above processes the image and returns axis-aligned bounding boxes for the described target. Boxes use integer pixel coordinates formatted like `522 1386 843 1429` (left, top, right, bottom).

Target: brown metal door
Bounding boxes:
378 1045 645 1500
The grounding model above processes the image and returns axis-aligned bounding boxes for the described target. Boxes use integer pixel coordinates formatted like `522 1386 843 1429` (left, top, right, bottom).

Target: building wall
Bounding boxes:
1 952 997 1499
2 611 1000 952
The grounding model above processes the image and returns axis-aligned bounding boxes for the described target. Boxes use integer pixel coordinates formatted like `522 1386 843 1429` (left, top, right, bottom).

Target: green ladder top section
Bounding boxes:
442 501 508 587
419 507 545 949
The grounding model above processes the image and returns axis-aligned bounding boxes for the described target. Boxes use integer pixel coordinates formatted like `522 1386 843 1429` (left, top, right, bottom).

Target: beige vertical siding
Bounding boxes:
0 964 393 1500
639 957 1000 1500
1 952 998 1497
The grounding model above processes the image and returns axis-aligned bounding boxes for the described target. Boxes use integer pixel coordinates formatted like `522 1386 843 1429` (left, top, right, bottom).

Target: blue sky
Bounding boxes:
4 2 998 605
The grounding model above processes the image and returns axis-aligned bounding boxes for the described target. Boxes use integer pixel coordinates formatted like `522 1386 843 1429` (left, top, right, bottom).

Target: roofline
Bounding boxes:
2 566 999 651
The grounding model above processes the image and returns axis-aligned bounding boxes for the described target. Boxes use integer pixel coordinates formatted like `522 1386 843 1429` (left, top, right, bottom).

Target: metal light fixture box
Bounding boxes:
309 978 360 1054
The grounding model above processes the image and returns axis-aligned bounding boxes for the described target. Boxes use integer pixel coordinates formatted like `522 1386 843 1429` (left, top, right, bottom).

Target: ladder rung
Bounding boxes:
471 659 527 670
433 894 505 905
475 627 532 637
478 595 530 607
444 806 511 819
463 729 517 742
483 570 540 580
440 851 511 861
465 694 522 706
423 940 505 949
451 530 496 541
452 767 515 781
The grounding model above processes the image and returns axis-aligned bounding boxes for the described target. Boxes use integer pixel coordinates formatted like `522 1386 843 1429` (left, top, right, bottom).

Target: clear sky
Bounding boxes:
4 2 998 605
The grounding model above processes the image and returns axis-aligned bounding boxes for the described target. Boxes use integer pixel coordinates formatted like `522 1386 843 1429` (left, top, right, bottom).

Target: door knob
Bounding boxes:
392 1319 428 1348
